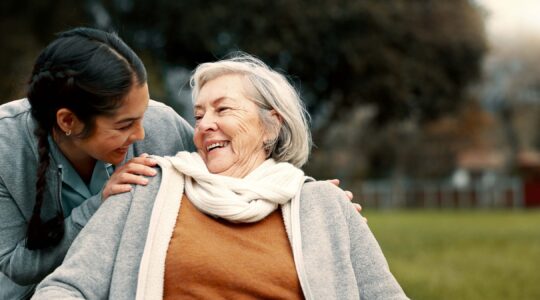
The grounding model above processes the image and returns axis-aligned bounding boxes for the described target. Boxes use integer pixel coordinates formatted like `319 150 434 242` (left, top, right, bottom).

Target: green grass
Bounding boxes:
363 209 540 300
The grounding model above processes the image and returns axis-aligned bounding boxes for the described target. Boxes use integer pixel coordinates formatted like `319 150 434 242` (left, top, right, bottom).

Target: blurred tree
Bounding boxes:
102 0 486 129
101 0 487 181
2 0 486 129
478 34 540 173
1 0 487 182
0 0 91 104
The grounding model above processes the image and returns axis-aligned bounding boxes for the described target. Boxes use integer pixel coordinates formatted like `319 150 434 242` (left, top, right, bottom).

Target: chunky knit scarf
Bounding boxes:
166 151 305 223
136 152 308 299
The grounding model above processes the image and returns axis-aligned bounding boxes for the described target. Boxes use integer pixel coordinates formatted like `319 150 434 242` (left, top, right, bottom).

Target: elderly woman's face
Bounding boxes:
193 74 269 178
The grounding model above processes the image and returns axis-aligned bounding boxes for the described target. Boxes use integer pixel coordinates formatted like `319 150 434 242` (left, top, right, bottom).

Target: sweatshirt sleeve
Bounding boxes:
0 176 102 286
346 201 410 299
32 190 133 299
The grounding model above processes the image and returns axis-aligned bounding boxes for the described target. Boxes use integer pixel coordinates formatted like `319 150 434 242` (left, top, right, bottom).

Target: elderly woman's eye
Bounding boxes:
217 106 230 113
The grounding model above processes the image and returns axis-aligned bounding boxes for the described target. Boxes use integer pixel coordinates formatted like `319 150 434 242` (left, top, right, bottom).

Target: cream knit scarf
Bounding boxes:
166 151 305 223
136 152 307 299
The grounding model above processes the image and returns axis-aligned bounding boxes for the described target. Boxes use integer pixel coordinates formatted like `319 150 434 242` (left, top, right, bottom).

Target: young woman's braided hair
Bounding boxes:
25 27 147 250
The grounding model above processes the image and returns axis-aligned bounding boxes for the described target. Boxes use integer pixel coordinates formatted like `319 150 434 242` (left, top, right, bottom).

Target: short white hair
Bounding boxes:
190 53 312 167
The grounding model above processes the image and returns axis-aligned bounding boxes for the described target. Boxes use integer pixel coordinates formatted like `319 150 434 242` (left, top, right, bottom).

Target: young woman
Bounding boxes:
0 27 194 299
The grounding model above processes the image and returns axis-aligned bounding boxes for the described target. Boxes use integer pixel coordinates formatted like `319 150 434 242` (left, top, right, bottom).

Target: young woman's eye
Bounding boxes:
118 123 133 130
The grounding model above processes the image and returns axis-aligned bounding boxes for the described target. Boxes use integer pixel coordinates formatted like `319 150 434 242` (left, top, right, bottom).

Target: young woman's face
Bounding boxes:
194 74 269 178
71 83 149 165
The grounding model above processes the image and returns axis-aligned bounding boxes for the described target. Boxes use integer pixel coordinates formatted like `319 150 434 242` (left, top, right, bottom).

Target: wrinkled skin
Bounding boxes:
194 74 278 178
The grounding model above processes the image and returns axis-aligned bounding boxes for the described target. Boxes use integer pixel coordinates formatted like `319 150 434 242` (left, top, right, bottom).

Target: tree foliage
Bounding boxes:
2 0 486 128
103 0 486 129
0 0 90 103
1 0 487 180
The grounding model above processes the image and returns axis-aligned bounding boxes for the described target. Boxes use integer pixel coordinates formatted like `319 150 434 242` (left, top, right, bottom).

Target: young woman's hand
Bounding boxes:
101 153 158 200
327 179 366 221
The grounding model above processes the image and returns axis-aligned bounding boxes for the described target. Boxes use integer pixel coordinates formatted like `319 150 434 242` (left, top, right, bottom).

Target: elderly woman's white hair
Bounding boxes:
190 53 312 167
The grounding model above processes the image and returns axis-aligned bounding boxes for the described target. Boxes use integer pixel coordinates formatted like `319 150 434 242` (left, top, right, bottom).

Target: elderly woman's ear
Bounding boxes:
262 109 282 149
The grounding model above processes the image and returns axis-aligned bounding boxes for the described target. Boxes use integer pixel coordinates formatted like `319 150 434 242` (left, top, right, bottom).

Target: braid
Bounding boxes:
26 128 56 250
34 127 51 216
29 65 75 90
26 64 73 250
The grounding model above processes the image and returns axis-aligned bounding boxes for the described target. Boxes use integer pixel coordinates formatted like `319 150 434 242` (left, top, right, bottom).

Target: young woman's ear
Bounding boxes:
56 108 78 136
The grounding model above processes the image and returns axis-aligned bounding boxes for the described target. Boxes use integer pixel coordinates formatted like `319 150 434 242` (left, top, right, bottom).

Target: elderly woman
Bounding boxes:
33 54 408 299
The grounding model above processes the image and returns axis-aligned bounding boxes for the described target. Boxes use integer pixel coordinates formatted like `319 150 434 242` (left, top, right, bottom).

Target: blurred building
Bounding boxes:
518 151 540 206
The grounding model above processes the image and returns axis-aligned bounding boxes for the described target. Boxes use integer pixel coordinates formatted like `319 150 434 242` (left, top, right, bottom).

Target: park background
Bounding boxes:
1 0 539 298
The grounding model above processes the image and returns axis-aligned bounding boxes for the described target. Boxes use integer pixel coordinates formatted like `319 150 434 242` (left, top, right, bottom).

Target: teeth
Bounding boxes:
207 142 228 151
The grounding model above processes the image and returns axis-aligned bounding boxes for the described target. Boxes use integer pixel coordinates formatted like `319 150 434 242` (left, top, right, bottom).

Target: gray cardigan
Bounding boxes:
33 164 408 299
0 99 195 300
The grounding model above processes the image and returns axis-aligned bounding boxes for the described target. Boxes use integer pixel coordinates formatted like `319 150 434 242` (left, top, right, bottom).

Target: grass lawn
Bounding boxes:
363 209 540 300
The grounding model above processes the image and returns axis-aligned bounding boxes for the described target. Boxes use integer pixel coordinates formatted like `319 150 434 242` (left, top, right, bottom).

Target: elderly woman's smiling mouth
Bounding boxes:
205 140 230 152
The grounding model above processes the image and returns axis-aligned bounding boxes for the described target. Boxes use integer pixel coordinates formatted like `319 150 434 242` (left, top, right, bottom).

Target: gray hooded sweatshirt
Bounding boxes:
32 157 408 300
0 99 194 299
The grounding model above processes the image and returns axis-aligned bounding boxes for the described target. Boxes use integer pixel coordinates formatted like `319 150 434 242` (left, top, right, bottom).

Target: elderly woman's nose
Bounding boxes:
198 113 218 131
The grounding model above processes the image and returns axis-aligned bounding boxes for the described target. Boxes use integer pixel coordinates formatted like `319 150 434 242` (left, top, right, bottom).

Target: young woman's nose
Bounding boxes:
130 120 145 141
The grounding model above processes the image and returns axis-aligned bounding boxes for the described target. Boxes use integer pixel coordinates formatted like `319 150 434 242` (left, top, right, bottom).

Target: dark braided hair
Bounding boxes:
26 27 147 250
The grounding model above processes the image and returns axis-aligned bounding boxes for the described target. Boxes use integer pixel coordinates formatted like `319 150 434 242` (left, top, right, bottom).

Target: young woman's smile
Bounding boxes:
58 83 149 175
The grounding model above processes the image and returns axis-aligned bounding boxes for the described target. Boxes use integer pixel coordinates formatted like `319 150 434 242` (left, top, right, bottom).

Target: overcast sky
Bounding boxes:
477 0 540 38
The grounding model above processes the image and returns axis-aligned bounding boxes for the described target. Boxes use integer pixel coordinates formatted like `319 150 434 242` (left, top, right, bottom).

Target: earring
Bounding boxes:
65 130 72 136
